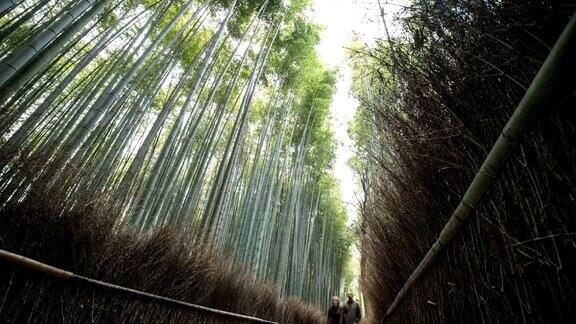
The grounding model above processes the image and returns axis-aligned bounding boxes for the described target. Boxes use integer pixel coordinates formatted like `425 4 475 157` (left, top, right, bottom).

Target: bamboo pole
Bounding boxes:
0 248 278 324
0 0 98 87
383 12 576 321
0 0 21 17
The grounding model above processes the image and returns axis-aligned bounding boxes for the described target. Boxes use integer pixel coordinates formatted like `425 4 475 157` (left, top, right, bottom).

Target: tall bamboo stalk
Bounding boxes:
0 0 99 87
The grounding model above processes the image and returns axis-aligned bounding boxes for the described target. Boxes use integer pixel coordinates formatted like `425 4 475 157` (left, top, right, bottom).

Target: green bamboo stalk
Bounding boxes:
0 1 48 43
0 0 99 87
0 0 23 19
0 3 148 140
383 12 576 320
50 0 196 171
0 0 110 102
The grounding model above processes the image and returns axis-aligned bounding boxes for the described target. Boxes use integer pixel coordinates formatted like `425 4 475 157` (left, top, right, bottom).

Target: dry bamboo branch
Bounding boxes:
0 248 278 324
383 11 576 321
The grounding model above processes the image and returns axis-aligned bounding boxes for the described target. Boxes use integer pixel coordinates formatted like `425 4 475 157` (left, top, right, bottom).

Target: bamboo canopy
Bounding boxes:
383 11 576 321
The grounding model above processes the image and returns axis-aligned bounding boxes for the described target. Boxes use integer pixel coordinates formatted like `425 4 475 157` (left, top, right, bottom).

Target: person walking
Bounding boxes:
327 296 343 324
342 293 361 324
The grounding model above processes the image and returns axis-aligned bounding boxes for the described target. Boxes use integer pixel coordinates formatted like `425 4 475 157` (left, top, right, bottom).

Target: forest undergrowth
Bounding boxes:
0 190 323 323
351 1 576 323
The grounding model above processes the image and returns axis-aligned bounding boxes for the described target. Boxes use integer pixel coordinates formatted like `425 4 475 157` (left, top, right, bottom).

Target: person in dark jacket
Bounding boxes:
342 293 361 324
327 296 343 324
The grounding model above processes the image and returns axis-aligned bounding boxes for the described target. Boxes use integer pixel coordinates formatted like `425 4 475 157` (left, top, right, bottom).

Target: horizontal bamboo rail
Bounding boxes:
0 248 278 324
382 11 576 321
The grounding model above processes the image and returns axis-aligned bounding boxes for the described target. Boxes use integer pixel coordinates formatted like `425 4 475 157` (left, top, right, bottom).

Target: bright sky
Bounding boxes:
308 0 404 225
307 0 406 295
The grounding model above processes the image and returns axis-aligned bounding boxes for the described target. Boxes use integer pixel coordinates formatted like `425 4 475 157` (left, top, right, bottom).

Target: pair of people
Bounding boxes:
327 293 361 324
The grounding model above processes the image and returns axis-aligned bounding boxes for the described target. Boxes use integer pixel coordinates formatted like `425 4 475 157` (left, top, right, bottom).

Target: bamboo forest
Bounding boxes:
0 0 575 323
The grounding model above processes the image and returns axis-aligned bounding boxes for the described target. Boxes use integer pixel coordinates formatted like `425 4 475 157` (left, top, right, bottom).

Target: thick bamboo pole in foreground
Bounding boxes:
383 12 576 321
0 248 278 324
